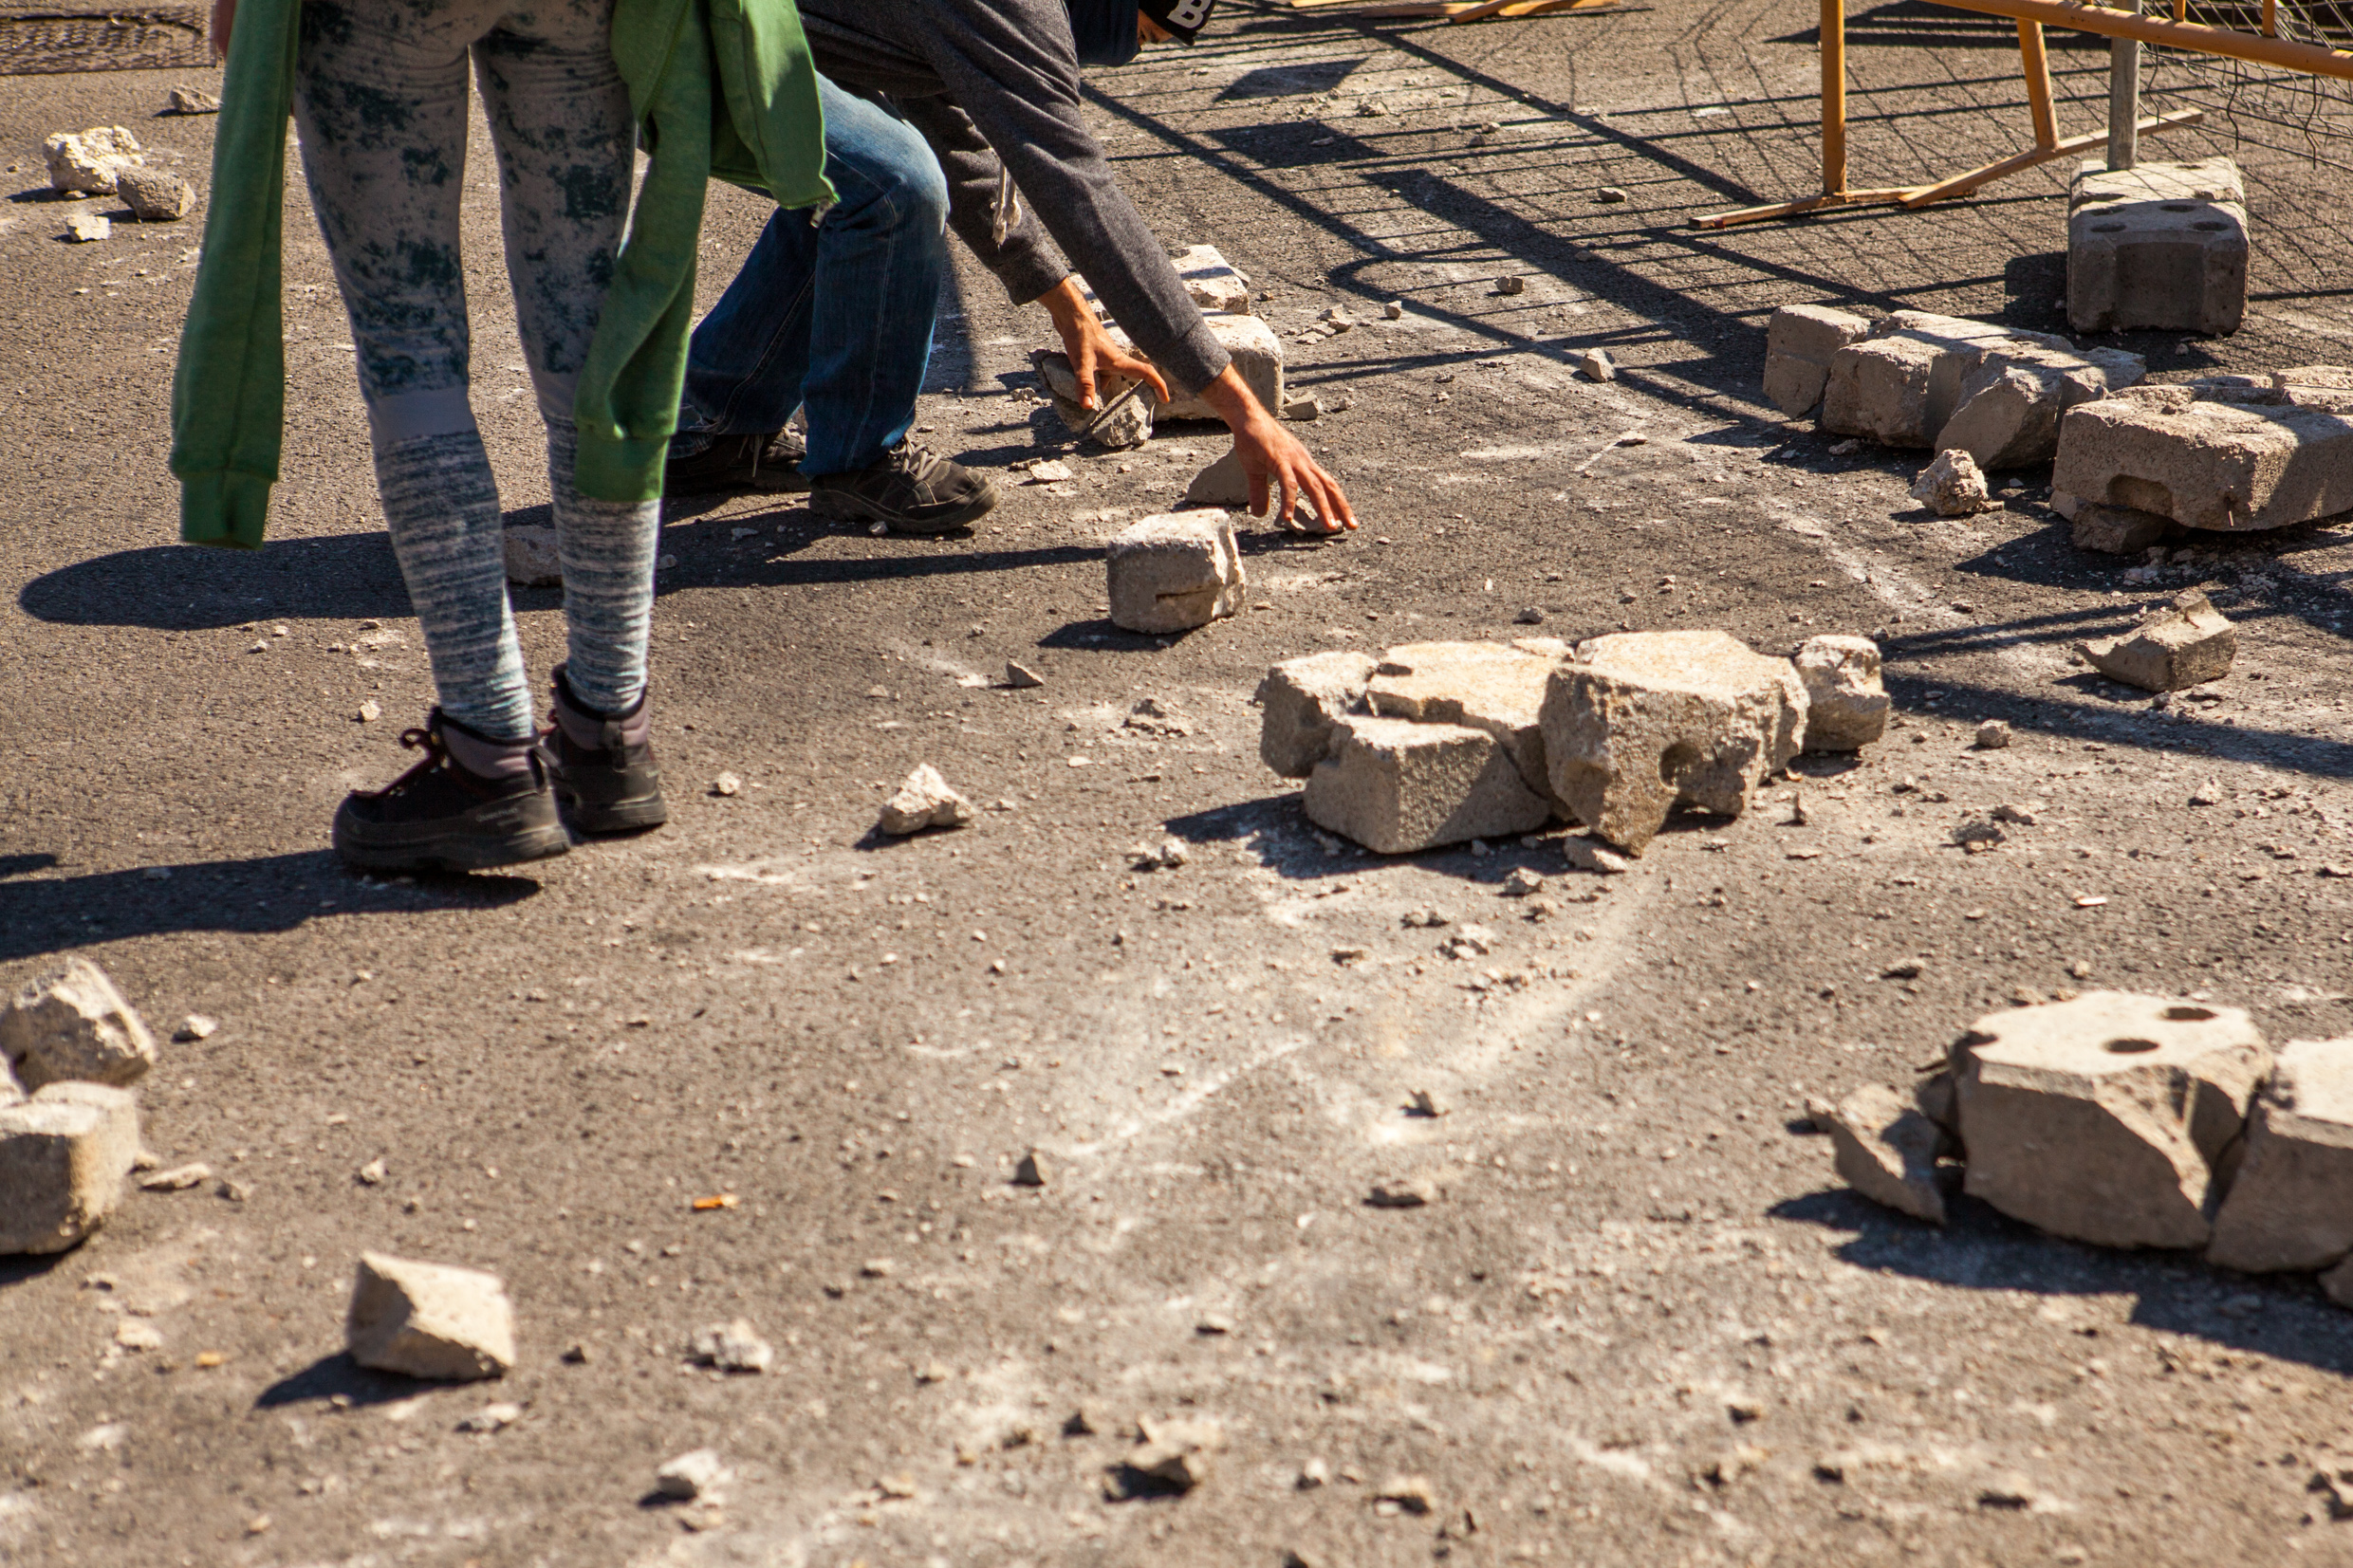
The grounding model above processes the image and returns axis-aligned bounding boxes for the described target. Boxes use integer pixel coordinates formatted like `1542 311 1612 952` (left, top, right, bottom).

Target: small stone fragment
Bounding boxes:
1282 394 1324 421
2 957 157 1089
139 1162 211 1191
1794 635 1886 752
115 167 195 222
2208 1039 2353 1272
709 771 741 798
1376 1475 1436 1514
1383 300 1404 320
455 1401 523 1432
1182 446 1251 508
1578 348 1616 382
1975 719 2011 749
503 524 562 587
1495 275 1526 296
1501 866 1545 896
2078 590 2235 692
690 1319 774 1374
173 1014 217 1042
877 764 973 836
1121 1417 1223 1494
1253 650 1380 780
65 212 109 244
1106 511 1245 633
166 85 221 114
1026 458 1076 484
1405 1087 1450 1117
357 700 381 724
1005 660 1046 690
45 126 141 194
656 1448 727 1502
1909 449 1991 516
1367 1176 1437 1208
345 1253 517 1381
1822 1083 1951 1224
1012 1149 1049 1188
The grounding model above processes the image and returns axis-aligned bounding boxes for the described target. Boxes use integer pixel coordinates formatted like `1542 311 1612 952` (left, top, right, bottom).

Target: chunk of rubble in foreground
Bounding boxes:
1764 304 1869 416
1106 512 1245 634
1367 640 1562 805
877 765 973 836
1256 651 1376 777
1794 635 1886 751
2052 386 2353 532
1303 716 1549 855
1821 310 2140 469
1539 631 1806 855
1909 449 1991 516
1823 1082 1953 1223
2078 589 2234 692
2208 1039 2353 1273
1 957 156 1089
347 1253 517 1380
1955 992 2271 1249
0 1083 140 1255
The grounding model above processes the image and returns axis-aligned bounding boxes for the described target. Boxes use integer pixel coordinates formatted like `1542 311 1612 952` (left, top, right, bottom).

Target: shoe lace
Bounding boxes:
359 726 451 800
889 439 949 486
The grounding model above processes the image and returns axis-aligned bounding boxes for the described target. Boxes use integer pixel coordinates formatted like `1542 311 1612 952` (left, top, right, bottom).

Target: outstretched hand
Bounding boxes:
1199 367 1356 534
1036 276 1169 411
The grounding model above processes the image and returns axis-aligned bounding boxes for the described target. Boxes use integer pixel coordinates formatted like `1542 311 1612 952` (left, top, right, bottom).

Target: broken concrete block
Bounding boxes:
1794 636 1886 751
1169 244 1253 315
2067 157 2248 336
2207 1039 2353 1273
347 1253 517 1380
1955 991 2271 1249
1184 446 1250 507
1824 1083 1951 1224
1367 640 1563 804
877 764 973 836
1302 716 1550 855
44 126 141 194
1109 314 1285 423
1539 631 1807 854
1106 511 1245 633
115 167 195 222
1763 304 1869 415
503 524 562 587
1255 650 1377 777
2273 364 2353 412
1910 449 1990 516
1 958 156 1090
1030 351 1156 448
1936 341 2145 470
1821 311 2069 449
2050 392 2353 532
2070 501 2173 555
0 1083 140 1255
2078 589 2234 692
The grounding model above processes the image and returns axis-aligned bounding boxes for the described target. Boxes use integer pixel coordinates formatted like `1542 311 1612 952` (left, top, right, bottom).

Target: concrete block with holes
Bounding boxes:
2052 383 2353 531
2066 158 2249 335
1953 991 2271 1249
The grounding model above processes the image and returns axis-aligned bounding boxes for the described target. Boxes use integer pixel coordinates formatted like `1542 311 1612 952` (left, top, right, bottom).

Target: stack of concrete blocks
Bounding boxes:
1824 995 2353 1308
2066 157 2249 336
1808 309 2145 470
1033 245 1284 439
2051 377 2353 549
0 959 155 1255
1258 630 1874 857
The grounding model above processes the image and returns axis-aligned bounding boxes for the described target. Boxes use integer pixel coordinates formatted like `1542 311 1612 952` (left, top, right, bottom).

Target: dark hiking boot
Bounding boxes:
332 711 568 873
807 439 997 535
663 429 811 496
541 664 668 835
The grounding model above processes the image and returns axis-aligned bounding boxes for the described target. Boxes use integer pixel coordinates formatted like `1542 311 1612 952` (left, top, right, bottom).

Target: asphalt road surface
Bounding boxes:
9 3 2353 1563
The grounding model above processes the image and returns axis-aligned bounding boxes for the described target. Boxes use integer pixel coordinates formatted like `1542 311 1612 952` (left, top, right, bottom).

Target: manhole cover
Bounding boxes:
0 7 210 75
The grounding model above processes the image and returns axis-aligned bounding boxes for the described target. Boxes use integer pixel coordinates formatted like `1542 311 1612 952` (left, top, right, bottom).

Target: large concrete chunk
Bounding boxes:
44 125 141 194
1169 244 1253 316
1539 631 1806 854
0 1084 139 1255
1764 304 1869 415
1955 992 2271 1249
1795 635 1887 751
1255 651 1376 777
1824 1083 1951 1224
1106 512 1245 634
347 1253 517 1381
1368 641 1563 803
2208 1039 2353 1273
1822 311 2070 449
1302 716 1550 855
1109 314 1285 423
2050 391 2353 532
1 958 156 1089
2079 589 2234 692
1936 341 2145 470
2067 158 2249 335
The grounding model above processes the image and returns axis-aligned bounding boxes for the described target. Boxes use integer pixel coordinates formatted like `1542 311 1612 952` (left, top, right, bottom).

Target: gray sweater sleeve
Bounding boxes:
878 1 1230 397
892 95 1071 311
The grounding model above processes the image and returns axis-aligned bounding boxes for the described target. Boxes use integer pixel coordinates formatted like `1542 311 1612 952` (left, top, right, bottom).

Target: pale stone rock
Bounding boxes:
346 1253 517 1380
1030 351 1155 447
2078 589 2234 692
1 958 156 1089
0 1085 139 1254
2051 391 2353 532
1936 341 2143 470
1955 991 2271 1249
1127 1417 1222 1493
2067 158 2248 335
1303 716 1550 855
1168 244 1253 315
65 213 109 243
689 1319 774 1373
1763 304 1869 415
1255 650 1377 777
1793 636 1887 753
1820 310 2121 465
2208 1039 2353 1272
656 1449 727 1501
1540 631 1807 854
1367 640 1563 805
1183 446 1251 507
116 167 195 222
45 126 141 194
1910 449 1990 516
166 85 221 115
1105 511 1244 633
503 524 562 587
1004 660 1045 690
1823 1082 1950 1223
1577 348 1616 382
876 764 973 836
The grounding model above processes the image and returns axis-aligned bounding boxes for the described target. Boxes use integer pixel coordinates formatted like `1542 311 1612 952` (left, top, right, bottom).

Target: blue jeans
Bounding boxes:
676 78 949 477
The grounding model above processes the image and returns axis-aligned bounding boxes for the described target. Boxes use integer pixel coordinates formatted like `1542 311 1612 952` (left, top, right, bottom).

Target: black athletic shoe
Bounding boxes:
332 712 569 873
807 439 998 535
663 430 811 496
541 665 669 835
